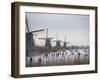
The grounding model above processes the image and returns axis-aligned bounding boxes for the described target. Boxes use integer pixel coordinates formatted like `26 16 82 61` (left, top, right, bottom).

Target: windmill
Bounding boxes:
63 36 71 49
26 16 44 56
38 28 53 50
52 33 62 50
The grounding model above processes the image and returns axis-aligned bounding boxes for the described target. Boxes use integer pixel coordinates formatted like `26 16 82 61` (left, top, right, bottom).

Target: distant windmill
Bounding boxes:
26 16 44 56
52 33 61 49
38 28 53 49
63 36 71 49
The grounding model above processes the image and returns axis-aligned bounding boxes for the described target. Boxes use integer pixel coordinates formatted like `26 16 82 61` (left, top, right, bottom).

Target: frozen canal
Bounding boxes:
26 48 89 67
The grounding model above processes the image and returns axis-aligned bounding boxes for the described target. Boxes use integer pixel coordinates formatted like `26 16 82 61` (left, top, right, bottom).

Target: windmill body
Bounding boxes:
26 32 34 53
45 38 52 49
55 40 61 49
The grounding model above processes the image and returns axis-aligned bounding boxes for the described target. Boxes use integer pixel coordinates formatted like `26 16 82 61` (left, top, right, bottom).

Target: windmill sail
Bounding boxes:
26 16 30 32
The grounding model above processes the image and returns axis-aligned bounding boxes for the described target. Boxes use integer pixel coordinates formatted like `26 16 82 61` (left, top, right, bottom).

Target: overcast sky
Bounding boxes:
25 12 90 46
